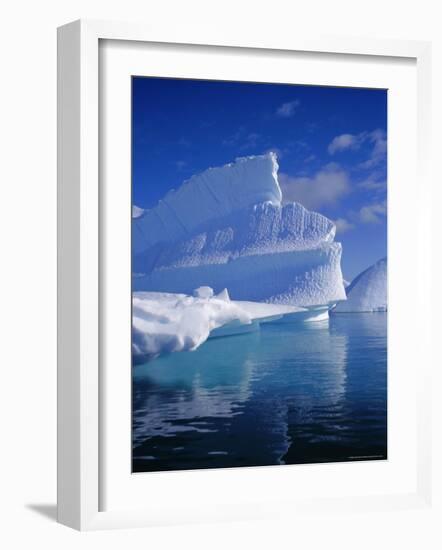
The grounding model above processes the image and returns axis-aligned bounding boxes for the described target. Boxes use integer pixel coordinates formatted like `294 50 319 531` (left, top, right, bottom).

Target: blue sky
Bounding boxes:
132 77 387 280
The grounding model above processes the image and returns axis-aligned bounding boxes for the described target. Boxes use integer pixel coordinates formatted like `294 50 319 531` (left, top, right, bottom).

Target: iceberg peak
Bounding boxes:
216 288 231 302
132 153 282 254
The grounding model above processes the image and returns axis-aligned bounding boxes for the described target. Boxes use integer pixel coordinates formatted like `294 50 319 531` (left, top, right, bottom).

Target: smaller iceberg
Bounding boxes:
132 289 249 363
334 258 387 313
132 287 310 363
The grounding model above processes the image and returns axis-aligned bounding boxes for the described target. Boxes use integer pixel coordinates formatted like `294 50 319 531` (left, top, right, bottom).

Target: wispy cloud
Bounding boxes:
276 99 300 118
177 137 191 147
279 163 350 210
328 133 364 155
358 201 387 224
358 129 387 169
334 217 354 233
328 129 387 169
357 175 386 192
222 127 244 147
356 173 387 212
304 154 316 164
222 127 261 150
175 160 187 171
240 132 261 151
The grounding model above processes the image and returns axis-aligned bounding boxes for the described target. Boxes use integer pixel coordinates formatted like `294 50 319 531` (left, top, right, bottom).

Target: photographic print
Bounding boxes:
131 77 387 473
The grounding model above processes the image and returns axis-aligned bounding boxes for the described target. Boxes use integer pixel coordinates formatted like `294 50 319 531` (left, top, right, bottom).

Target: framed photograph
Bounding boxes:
57 19 433 530
130 78 389 473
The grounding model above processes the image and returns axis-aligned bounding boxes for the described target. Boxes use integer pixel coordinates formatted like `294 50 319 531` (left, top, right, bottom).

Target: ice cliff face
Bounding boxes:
133 153 346 307
334 257 387 312
133 153 281 255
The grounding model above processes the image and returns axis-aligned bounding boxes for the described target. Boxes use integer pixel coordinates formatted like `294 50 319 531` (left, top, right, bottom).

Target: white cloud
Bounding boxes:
357 176 386 191
328 129 387 169
358 201 387 224
276 100 300 118
304 154 316 163
334 217 354 233
279 163 350 210
359 129 387 169
328 133 362 155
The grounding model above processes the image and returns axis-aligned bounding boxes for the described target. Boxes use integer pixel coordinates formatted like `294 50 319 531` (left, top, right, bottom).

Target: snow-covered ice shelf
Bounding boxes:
132 288 325 363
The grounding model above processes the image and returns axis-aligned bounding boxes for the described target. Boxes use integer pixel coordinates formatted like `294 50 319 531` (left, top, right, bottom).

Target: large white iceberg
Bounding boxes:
333 257 387 313
133 153 346 307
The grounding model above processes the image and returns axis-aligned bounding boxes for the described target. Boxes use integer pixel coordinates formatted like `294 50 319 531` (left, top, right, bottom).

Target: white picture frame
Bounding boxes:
57 19 433 531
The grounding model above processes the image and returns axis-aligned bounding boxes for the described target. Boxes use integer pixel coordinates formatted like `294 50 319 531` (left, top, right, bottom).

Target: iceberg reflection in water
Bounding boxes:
132 313 387 472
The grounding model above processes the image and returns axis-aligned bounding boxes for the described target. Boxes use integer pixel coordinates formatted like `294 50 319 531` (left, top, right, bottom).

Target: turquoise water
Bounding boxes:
132 313 387 472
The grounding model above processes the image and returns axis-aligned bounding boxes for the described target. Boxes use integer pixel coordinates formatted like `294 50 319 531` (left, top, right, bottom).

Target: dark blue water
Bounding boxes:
132 313 387 472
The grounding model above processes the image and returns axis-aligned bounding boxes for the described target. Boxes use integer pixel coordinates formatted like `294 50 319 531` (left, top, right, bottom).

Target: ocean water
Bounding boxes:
132 313 387 472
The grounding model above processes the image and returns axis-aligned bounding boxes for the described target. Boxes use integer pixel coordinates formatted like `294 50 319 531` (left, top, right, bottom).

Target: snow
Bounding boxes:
234 300 304 320
215 288 230 301
132 290 250 362
333 257 387 312
193 286 214 299
132 289 305 363
132 153 346 307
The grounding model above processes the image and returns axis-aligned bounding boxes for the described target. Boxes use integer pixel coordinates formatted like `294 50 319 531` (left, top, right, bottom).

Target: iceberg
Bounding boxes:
132 153 346 307
132 289 306 363
333 257 387 313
